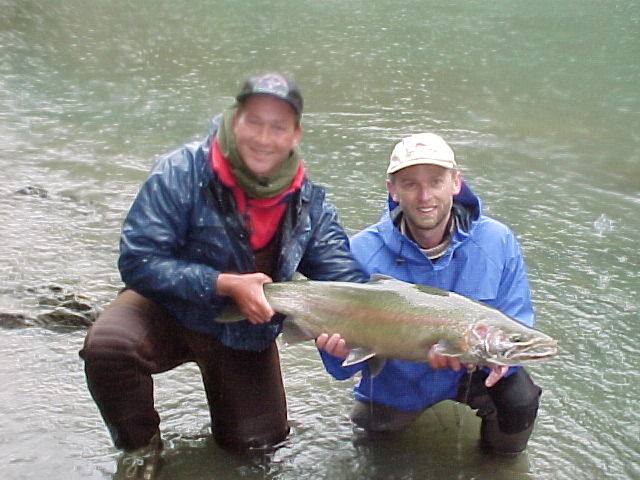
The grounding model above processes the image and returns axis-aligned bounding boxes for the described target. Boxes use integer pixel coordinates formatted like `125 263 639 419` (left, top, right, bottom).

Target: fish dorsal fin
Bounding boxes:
369 274 450 297
368 274 395 283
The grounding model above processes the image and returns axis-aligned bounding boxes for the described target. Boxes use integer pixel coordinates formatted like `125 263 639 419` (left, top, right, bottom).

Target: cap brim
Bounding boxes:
236 92 301 116
387 159 457 174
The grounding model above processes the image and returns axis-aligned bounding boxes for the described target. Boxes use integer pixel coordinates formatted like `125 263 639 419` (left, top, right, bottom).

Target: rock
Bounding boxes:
14 186 48 198
1 285 100 329
0 312 41 329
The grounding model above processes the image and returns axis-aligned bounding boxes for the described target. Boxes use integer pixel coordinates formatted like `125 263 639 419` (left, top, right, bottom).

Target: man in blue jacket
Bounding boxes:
80 72 365 478
317 133 542 456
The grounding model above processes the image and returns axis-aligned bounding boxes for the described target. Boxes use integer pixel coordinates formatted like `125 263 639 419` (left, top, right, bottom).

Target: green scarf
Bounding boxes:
216 105 301 199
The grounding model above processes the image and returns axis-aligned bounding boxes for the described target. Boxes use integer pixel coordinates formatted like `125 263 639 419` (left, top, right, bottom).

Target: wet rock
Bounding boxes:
36 307 94 327
1 285 100 329
0 312 41 329
25 283 65 297
36 290 99 326
14 186 48 198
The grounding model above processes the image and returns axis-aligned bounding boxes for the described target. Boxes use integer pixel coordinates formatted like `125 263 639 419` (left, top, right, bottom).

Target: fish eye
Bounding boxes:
509 335 523 343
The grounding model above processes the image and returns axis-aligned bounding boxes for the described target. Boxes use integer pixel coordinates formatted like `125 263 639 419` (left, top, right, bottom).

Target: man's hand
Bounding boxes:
427 345 467 371
217 272 274 324
484 365 509 388
427 345 508 387
316 333 350 360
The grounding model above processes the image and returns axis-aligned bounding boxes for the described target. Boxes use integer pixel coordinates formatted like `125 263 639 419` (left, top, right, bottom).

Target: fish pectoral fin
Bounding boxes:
342 347 377 366
281 318 315 344
342 349 387 378
432 340 464 357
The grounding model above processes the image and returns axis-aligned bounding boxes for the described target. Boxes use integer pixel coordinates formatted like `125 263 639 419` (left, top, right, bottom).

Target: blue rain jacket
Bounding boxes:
320 182 534 412
118 117 365 351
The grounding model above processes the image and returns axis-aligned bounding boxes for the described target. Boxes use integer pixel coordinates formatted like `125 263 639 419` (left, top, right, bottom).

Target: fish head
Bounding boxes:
468 323 558 366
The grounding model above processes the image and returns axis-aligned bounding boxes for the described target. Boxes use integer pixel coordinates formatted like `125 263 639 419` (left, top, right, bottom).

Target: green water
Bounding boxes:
1 1 638 478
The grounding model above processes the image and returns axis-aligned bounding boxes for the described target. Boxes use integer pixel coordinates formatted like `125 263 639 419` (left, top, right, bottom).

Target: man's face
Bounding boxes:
387 164 462 247
232 95 301 178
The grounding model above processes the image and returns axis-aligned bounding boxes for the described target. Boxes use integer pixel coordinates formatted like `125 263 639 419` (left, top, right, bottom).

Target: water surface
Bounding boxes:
1 1 638 479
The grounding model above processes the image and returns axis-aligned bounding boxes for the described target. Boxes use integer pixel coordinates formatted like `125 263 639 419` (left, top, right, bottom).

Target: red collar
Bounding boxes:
210 138 305 250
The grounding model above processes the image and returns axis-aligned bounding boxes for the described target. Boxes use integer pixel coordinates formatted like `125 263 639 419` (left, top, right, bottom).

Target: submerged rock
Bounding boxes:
36 289 99 327
36 307 94 327
1 285 100 329
0 312 42 329
14 186 49 198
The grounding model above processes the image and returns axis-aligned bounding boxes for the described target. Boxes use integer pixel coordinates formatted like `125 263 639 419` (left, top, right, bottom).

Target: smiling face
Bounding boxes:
387 164 462 249
232 95 302 178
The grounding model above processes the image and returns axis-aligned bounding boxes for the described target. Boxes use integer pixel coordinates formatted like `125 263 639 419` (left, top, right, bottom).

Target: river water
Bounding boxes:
1 1 638 479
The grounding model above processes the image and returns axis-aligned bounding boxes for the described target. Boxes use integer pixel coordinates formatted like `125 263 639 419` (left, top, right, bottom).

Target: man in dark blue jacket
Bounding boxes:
80 72 365 478
318 133 542 456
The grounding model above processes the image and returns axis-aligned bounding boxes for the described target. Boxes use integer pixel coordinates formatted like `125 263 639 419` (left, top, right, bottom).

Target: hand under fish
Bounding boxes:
317 332 509 387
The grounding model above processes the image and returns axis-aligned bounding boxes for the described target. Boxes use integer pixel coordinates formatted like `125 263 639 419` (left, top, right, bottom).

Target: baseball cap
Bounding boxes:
387 133 457 174
236 72 303 117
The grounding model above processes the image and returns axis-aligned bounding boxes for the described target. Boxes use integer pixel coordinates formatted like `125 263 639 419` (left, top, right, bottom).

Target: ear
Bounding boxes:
292 125 302 146
386 179 398 202
452 170 462 195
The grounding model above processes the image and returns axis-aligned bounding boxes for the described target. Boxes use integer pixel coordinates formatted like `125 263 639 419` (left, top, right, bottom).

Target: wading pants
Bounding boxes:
351 368 542 455
79 289 289 452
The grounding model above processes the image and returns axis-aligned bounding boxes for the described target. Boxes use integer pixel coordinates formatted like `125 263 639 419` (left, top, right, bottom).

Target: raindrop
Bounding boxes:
597 273 610 289
593 214 613 236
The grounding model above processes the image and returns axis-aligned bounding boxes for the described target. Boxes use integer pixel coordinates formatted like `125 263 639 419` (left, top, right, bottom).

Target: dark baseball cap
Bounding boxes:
236 72 303 117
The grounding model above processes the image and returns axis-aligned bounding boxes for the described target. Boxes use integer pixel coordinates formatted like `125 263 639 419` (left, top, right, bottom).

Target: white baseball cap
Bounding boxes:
387 133 457 174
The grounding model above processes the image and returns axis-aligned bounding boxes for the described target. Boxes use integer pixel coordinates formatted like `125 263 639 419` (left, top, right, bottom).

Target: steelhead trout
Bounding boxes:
217 275 557 372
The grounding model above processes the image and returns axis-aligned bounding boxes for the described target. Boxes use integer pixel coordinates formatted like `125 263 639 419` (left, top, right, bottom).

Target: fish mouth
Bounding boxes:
501 340 558 364
500 345 558 364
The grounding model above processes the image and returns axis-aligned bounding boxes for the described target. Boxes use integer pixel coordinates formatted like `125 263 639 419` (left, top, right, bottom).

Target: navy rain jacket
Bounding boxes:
118 117 365 351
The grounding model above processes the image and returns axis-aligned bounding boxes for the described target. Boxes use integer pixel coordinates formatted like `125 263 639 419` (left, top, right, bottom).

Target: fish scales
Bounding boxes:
264 279 479 363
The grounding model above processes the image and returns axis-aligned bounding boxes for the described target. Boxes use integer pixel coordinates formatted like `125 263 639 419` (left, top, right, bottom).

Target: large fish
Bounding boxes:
217 275 557 373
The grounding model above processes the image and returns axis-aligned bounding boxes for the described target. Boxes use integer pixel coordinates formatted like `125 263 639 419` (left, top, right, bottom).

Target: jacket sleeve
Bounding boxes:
492 232 535 328
297 193 367 283
118 149 219 306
